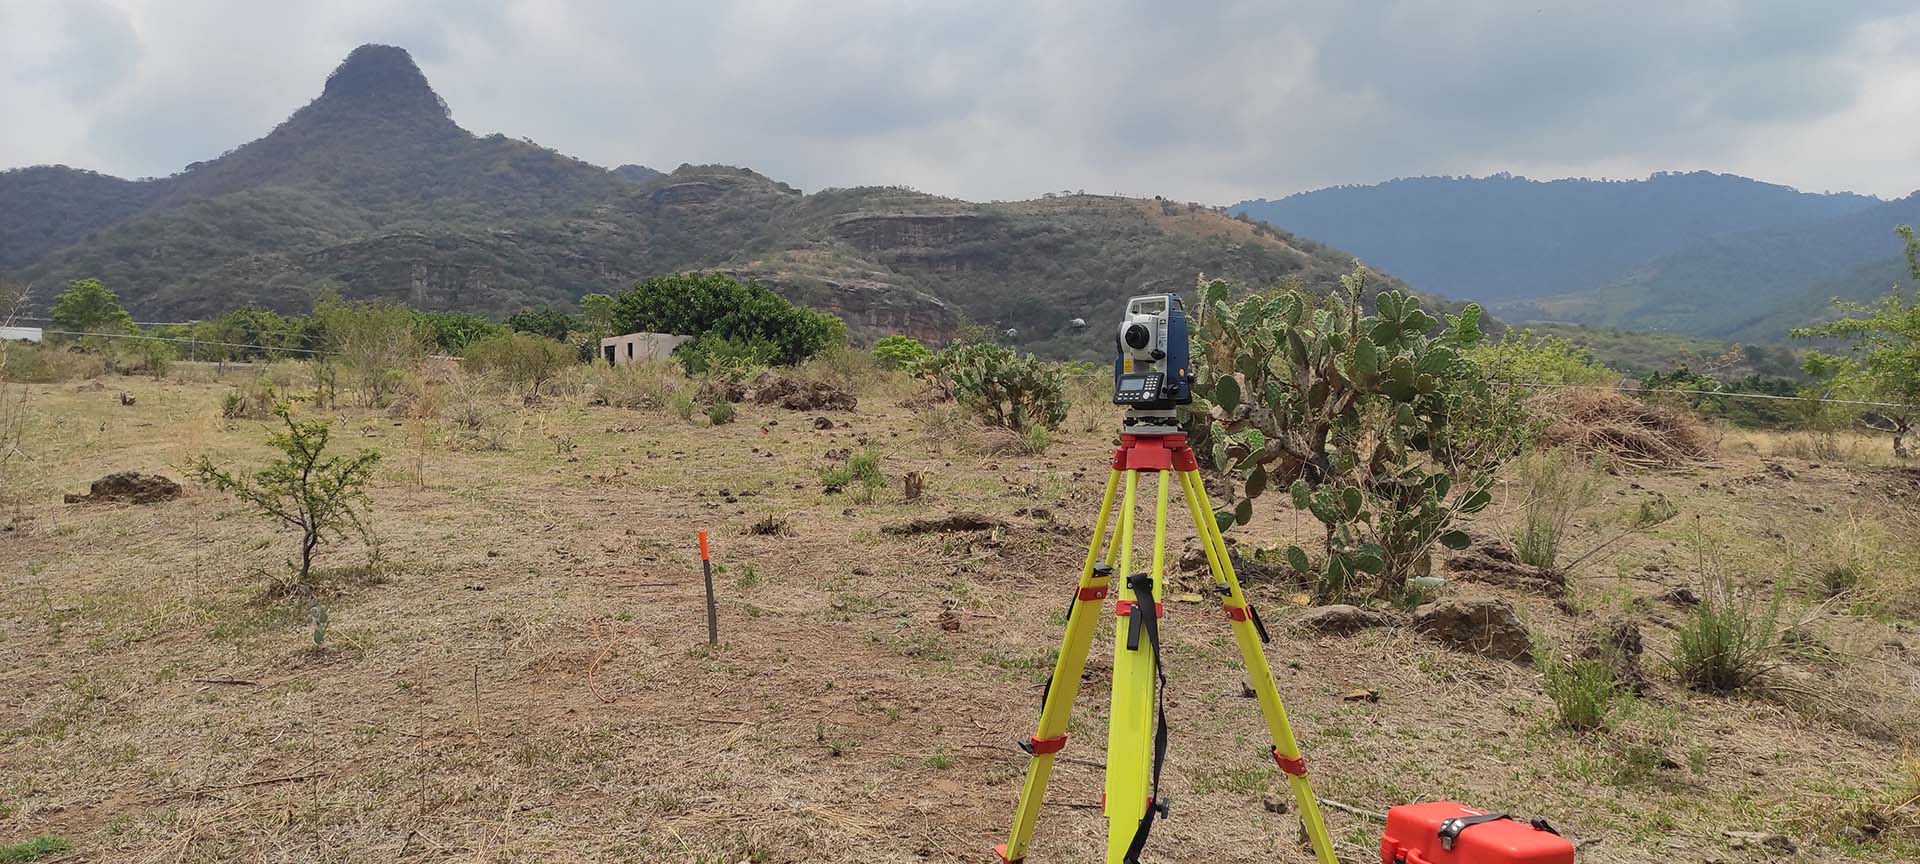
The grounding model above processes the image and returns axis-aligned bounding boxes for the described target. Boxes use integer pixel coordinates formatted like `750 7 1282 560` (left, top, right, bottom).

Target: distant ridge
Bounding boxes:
1231 172 1879 305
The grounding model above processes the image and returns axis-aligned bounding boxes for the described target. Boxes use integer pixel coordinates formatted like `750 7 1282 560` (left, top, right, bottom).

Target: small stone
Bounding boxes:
1663 586 1702 607
1263 794 1289 814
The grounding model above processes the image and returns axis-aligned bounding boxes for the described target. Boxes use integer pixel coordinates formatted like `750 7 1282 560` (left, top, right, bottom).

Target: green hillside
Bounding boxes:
1504 195 1920 339
1231 172 1878 303
3 45 1433 354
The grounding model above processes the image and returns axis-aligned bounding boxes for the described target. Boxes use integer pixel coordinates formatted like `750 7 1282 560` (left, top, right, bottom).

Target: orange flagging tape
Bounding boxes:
698 530 709 561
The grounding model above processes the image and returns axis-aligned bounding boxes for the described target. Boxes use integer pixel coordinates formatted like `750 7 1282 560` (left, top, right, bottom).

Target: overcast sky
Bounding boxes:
3 0 1917 203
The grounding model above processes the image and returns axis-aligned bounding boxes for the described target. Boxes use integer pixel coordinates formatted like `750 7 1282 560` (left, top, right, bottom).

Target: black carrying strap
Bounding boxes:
1438 812 1509 851
1122 573 1170 864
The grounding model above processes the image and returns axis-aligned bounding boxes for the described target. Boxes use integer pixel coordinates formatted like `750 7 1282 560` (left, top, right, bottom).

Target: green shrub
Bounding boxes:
1464 329 1619 387
1541 653 1621 731
416 311 506 354
849 448 885 503
676 334 780 378
505 307 580 341
462 332 575 395
0 836 73 863
612 272 844 368
926 342 1068 431
1513 449 1604 569
668 391 696 421
1672 571 1782 693
191 404 381 591
707 399 736 425
873 335 933 370
0 341 104 383
313 294 427 408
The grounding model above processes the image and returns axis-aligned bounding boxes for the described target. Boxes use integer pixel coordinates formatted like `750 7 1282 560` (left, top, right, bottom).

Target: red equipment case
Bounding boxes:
1381 801 1575 864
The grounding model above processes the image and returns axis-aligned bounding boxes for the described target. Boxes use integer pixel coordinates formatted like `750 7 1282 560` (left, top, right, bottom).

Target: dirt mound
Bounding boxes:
1296 604 1395 634
1537 390 1711 470
1443 530 1565 596
64 472 182 505
1412 597 1532 662
748 374 856 411
882 512 1006 535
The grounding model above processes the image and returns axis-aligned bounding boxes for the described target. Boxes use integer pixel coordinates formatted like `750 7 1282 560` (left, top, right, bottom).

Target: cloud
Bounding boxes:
0 0 1915 199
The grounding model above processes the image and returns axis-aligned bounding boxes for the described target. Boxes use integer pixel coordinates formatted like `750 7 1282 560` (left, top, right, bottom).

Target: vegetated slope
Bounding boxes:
0 165 160 271
4 44 1428 353
1231 172 1878 304
1508 192 1920 340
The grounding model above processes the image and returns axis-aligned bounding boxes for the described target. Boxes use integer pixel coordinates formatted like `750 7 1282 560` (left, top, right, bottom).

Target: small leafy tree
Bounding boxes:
50 278 134 336
462 332 575 395
417 311 506 354
1792 225 1920 457
873 335 934 370
611 273 845 367
313 294 426 407
506 307 580 341
192 404 381 590
922 342 1067 431
1188 266 1528 601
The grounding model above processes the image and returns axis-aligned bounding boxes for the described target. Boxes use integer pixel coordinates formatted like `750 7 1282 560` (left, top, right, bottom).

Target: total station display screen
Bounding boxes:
1119 378 1146 391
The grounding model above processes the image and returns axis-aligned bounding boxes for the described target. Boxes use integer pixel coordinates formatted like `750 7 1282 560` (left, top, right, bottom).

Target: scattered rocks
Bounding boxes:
1297 604 1395 635
1763 461 1797 481
749 374 857 411
1444 531 1565 596
64 472 182 505
1662 586 1702 607
117 391 136 406
902 471 924 501
1412 597 1532 662
812 416 835 430
1723 831 1797 854
936 609 963 632
881 512 1007 536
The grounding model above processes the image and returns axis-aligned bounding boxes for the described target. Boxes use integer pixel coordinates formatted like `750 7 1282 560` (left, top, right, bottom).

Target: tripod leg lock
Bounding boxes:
1113 600 1163 618
1019 733 1068 756
992 842 1023 864
1223 604 1249 622
1077 585 1109 601
1272 747 1309 777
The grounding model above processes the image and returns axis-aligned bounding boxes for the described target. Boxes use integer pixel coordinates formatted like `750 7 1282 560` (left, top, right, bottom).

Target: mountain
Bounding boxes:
1231 173 1879 305
1504 193 1920 340
2 44 1433 355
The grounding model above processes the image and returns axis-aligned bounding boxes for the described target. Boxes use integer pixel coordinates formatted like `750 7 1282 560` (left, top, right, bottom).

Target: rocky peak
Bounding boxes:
307 44 451 126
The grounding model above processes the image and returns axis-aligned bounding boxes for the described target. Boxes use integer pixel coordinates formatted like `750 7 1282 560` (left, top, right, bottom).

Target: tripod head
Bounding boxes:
1111 293 1194 434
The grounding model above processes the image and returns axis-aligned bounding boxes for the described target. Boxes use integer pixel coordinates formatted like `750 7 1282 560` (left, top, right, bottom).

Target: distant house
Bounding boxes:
599 332 691 366
0 326 43 343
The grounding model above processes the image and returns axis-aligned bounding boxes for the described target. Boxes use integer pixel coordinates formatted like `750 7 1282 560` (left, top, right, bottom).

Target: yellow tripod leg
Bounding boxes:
997 469 1123 863
1103 469 1147 862
1105 470 1169 863
1179 469 1338 864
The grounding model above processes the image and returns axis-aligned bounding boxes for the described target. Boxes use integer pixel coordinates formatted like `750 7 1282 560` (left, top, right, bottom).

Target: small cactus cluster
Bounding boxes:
1184 265 1517 601
916 342 1068 432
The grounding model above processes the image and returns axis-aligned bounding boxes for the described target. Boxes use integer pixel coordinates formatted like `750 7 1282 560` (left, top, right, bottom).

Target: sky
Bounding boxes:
2 0 1918 203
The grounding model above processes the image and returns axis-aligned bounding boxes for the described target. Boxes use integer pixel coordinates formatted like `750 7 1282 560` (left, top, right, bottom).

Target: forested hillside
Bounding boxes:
1231 172 1877 303
1 45 1421 354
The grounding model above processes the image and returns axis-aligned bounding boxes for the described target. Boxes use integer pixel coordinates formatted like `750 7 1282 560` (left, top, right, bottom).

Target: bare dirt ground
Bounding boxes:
4 366 1919 863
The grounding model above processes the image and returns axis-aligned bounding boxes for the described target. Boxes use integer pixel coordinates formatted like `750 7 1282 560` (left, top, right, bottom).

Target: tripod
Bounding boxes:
995 431 1338 864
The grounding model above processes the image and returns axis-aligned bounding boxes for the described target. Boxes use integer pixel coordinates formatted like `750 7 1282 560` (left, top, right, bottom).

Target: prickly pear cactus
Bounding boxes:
1184 265 1517 601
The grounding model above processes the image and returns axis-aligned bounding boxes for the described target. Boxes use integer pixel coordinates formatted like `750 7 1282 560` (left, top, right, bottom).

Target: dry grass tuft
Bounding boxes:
1537 390 1713 470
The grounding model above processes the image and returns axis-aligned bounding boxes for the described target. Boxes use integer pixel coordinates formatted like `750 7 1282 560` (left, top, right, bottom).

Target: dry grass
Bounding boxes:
3 362 1919 863
1536 390 1713 469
